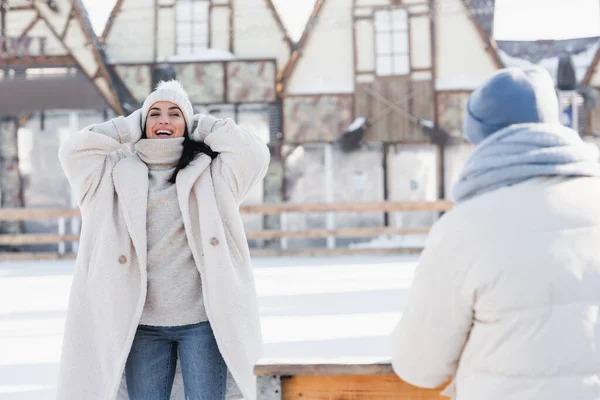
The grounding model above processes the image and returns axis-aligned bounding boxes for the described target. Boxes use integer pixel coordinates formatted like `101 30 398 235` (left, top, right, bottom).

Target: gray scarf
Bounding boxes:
453 123 600 203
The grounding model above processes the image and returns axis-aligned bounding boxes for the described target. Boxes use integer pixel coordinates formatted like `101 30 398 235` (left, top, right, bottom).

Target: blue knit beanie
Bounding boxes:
463 67 561 144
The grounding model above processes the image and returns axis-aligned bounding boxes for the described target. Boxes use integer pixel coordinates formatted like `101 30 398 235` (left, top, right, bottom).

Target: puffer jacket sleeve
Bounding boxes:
390 215 475 389
58 112 143 208
202 118 270 205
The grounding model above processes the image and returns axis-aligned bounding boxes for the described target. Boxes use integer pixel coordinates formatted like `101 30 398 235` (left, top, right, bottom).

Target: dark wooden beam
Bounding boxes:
7 5 34 12
0 55 74 67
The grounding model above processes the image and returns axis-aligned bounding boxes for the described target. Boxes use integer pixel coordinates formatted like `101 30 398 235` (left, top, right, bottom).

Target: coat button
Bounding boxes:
118 255 127 264
210 237 219 246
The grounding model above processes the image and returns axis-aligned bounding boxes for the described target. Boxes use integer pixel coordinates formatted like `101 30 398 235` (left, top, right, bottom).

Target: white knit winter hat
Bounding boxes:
141 80 194 134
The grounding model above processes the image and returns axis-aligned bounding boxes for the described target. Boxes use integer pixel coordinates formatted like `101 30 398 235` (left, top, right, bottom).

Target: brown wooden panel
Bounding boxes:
240 200 453 214
0 234 79 245
282 375 444 400
354 83 371 124
0 201 452 221
0 252 76 261
0 208 80 221
357 77 431 143
410 80 434 140
246 226 430 240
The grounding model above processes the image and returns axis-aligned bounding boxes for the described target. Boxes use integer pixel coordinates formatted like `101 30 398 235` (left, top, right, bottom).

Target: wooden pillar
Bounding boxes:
0 117 23 234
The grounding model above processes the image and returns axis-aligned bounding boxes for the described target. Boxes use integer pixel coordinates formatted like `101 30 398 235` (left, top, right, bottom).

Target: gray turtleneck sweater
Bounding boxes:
134 138 207 326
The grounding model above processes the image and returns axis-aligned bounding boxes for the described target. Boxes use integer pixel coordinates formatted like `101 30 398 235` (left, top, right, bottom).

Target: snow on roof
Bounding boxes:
498 40 600 84
156 49 236 63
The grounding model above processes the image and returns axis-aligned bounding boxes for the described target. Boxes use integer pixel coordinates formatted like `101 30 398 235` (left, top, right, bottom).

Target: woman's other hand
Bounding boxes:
190 114 227 142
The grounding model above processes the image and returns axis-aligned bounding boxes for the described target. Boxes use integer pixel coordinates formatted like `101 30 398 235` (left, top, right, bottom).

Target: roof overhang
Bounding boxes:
0 73 107 116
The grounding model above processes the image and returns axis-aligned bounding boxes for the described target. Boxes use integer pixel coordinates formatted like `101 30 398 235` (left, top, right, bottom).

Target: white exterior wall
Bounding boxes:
104 0 290 67
410 16 431 70
104 0 155 62
211 6 231 51
6 10 65 56
355 19 375 72
233 0 290 72
157 7 176 58
5 9 36 36
287 0 355 94
435 0 499 90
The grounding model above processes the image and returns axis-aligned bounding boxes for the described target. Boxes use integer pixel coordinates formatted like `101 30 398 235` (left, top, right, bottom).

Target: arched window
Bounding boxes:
176 0 210 56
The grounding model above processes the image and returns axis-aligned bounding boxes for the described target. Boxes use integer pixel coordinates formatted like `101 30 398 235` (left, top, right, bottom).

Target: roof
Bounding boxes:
461 0 504 68
1 0 124 114
0 74 108 115
466 0 600 78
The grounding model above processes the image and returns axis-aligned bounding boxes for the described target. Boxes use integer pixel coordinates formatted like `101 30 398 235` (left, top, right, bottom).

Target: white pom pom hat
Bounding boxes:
141 80 194 134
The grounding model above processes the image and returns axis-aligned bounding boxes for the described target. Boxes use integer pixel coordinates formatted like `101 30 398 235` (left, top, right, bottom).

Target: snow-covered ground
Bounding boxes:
0 255 418 400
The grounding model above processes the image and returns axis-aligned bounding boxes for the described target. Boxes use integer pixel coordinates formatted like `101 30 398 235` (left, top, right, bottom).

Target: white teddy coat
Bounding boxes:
57 115 269 400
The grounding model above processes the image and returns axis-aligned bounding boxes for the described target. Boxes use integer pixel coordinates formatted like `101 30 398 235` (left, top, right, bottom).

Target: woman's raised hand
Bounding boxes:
190 113 227 142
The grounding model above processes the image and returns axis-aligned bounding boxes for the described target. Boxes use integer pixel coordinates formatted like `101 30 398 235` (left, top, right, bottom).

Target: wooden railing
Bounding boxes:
0 201 453 260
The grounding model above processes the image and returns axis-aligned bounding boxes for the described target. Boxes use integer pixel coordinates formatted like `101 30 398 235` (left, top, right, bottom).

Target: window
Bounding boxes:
374 8 409 76
176 0 210 56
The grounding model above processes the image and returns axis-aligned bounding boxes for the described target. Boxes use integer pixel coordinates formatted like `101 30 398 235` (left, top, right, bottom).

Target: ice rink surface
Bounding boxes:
0 255 419 399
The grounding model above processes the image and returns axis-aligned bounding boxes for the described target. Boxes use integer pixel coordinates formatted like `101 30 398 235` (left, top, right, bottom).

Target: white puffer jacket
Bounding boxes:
391 176 600 400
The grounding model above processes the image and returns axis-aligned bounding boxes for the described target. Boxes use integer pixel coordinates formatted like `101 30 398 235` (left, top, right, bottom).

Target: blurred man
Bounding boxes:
391 67 600 400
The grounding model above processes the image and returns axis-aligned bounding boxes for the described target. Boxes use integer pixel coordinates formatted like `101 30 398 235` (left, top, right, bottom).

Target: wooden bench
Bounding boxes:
255 359 446 399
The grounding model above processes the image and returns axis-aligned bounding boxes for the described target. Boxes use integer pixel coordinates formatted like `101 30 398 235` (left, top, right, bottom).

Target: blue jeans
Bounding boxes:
125 322 227 400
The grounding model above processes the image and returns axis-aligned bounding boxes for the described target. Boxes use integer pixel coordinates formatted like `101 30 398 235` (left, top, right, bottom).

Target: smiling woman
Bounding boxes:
56 79 270 400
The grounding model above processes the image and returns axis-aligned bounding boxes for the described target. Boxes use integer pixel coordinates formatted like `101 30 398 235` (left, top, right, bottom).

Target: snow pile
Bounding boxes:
347 117 367 131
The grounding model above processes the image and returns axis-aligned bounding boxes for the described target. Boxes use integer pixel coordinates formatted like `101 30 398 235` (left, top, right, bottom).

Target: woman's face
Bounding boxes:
145 101 186 139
